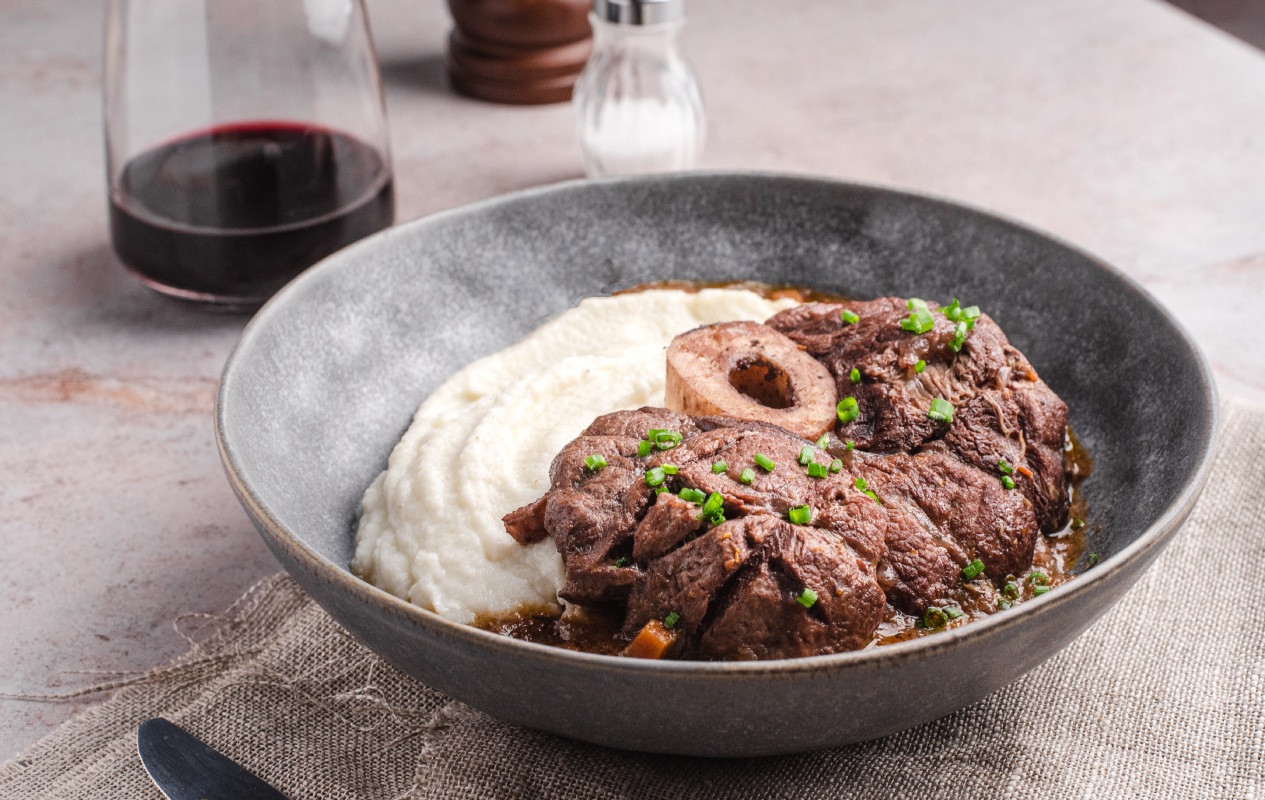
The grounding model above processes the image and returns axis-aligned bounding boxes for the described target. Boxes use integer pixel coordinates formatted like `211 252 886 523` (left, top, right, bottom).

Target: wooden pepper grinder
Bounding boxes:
447 0 593 104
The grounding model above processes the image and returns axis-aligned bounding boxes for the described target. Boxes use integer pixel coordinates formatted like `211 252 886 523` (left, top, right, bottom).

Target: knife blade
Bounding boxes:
137 718 292 800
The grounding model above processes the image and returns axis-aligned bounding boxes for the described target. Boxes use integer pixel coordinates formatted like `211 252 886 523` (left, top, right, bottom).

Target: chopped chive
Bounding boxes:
837 396 859 424
1070 518 1086 530
923 607 949 629
796 588 819 608
961 306 980 330
807 462 829 478
915 359 926 374
946 298 981 326
998 598 1013 611
654 486 667 496
944 606 964 620
799 446 814 466
1087 553 1101 567
679 487 706 504
701 491 724 517
900 305 935 334
816 433 830 449
998 459 1014 475
846 440 855 451
739 468 755 485
706 511 725 526
829 459 843 473
637 440 653 457
644 467 666 487
712 461 728 474
1001 475 1016 490
840 309 859 325
661 464 679 475
663 611 680 629
1033 585 1051 596
950 320 968 353
944 300 981 330
908 298 930 311
584 454 607 471
1003 582 1019 600
653 431 683 450
962 558 985 581
788 504 812 524
854 479 879 502
928 397 955 424
755 453 775 472
850 367 861 384
1027 571 1049 586
645 429 683 450
614 556 629 568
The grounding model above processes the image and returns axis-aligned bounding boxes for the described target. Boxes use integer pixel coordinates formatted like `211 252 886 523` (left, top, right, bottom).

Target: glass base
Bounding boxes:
126 266 265 312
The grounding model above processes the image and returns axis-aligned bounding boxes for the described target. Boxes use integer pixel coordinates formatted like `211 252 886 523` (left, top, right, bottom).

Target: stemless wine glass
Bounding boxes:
104 0 395 308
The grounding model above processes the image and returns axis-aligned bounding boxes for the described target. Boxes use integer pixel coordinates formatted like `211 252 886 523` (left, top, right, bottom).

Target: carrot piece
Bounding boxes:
624 619 677 659
1017 465 1033 478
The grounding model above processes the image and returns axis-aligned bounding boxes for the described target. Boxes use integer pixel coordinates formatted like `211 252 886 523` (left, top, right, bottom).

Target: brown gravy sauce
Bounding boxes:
476 281 1097 657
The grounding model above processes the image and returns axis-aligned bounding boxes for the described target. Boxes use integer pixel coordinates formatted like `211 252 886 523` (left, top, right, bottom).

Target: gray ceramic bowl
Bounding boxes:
216 173 1216 757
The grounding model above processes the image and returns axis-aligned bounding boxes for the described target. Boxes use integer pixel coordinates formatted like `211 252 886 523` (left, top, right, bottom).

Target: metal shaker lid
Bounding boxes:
593 0 684 26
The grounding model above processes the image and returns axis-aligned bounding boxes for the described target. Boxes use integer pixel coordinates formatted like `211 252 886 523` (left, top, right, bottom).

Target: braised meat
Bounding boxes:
859 446 1038 612
500 295 1073 660
631 491 705 561
539 408 698 606
507 407 1040 659
694 519 887 660
767 298 1070 532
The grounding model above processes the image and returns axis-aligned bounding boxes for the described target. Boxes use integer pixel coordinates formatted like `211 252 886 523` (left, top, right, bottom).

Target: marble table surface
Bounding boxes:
4 0 1265 760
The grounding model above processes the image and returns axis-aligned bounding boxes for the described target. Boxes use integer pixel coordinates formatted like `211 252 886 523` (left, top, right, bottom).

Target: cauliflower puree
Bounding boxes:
351 289 798 623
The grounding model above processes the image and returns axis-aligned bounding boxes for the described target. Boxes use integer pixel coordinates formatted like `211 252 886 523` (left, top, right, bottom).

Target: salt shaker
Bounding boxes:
573 0 705 177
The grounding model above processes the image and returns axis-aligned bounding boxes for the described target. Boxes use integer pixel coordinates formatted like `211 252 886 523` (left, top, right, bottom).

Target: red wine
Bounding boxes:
110 122 394 305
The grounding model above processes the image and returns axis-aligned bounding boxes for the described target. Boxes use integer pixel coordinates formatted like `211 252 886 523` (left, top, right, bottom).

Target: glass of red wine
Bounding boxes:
104 0 395 308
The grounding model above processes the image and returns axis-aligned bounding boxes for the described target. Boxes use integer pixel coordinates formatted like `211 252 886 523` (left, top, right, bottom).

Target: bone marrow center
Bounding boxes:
727 355 796 409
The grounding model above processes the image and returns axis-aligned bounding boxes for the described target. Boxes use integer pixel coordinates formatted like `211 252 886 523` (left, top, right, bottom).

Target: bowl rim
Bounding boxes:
215 170 1220 677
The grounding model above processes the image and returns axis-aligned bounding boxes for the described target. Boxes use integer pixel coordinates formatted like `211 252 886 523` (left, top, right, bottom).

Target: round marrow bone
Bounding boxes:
665 321 839 440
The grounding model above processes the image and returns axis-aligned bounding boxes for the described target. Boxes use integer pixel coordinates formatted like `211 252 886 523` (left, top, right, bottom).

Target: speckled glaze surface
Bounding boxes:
216 173 1216 757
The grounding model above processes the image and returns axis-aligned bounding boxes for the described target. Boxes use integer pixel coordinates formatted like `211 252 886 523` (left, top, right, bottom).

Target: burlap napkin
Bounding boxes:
3 397 1262 800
